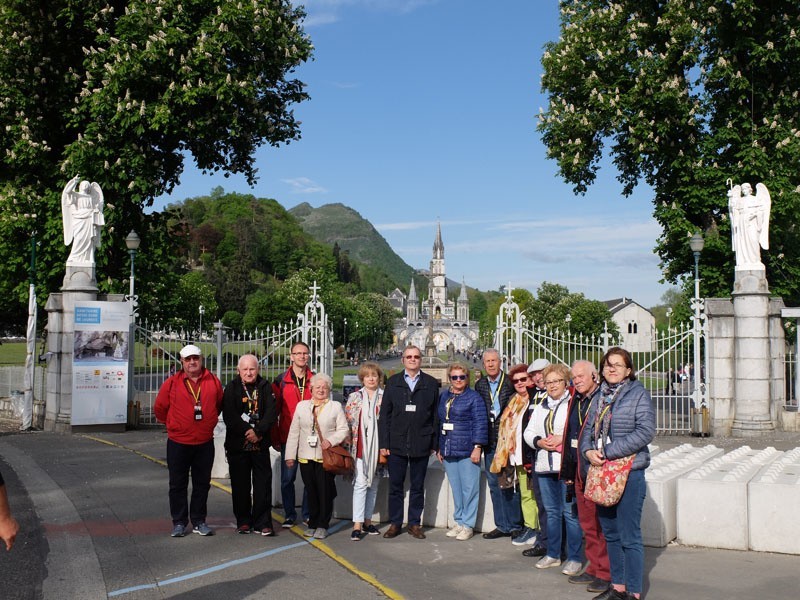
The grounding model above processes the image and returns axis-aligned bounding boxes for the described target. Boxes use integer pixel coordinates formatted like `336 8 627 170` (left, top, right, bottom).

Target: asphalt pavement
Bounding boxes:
1 427 798 600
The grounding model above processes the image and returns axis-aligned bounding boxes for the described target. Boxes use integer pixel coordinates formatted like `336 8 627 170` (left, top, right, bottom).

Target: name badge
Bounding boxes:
442 423 454 431
571 438 578 449
241 413 251 424
405 404 417 412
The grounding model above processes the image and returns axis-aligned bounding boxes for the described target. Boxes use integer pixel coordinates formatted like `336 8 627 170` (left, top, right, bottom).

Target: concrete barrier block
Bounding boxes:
642 444 724 547
748 447 800 554
211 435 229 479
677 446 783 550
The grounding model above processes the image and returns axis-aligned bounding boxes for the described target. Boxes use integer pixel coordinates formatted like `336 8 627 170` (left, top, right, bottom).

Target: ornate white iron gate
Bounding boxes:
493 287 706 434
131 283 333 425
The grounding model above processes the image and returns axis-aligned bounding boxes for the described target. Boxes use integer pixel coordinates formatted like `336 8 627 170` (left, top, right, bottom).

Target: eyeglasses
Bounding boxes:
291 351 309 356
544 379 565 386
404 355 422 360
512 377 529 384
604 362 627 370
450 374 467 381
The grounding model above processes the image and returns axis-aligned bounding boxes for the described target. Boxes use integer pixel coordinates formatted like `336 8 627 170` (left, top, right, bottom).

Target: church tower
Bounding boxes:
429 222 449 319
457 278 469 322
407 278 418 321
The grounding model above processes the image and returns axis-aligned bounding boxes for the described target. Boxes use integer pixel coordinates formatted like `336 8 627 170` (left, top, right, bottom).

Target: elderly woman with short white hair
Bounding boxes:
285 373 348 540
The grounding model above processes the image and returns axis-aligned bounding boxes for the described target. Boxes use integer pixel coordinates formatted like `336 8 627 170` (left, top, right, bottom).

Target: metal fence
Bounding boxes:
132 285 333 425
493 287 704 435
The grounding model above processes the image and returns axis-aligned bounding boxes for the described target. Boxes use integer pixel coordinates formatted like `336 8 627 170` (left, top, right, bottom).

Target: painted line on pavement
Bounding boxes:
83 434 403 600
108 540 308 596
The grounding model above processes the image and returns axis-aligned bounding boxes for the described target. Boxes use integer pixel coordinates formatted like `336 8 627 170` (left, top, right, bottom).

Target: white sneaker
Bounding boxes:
446 524 464 538
536 556 562 569
455 526 474 541
312 528 328 539
561 560 584 576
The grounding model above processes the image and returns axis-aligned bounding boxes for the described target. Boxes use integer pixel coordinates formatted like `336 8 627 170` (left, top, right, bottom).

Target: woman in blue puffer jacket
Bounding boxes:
437 361 488 541
580 347 655 600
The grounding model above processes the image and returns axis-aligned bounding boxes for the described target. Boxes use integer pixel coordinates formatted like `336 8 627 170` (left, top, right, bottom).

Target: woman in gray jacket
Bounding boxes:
580 347 655 600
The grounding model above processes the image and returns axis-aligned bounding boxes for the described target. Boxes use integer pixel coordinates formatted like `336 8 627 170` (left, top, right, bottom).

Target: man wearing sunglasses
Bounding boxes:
474 349 523 540
379 345 440 539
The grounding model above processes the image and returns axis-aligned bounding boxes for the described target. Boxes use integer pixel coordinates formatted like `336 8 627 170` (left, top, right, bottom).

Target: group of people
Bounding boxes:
154 341 655 600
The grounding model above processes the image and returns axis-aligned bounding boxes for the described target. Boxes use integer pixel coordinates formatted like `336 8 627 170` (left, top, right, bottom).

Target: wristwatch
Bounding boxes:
473 444 482 450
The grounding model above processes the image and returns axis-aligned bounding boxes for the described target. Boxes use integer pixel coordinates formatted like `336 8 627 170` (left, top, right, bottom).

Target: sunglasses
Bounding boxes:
450 374 467 381
404 355 422 360
512 377 529 384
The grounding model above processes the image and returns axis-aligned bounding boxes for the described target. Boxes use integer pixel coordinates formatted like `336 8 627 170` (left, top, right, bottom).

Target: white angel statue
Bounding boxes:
62 175 105 267
727 181 770 270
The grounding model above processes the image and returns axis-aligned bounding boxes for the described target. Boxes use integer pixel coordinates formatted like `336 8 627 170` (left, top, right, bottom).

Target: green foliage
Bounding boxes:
539 0 800 304
0 0 312 332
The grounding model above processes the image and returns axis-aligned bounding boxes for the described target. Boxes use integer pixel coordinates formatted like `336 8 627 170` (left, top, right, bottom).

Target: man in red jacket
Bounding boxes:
155 344 223 538
272 341 313 528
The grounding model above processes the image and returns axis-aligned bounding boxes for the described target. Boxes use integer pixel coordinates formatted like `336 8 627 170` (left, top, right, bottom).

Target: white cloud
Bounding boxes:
281 177 328 194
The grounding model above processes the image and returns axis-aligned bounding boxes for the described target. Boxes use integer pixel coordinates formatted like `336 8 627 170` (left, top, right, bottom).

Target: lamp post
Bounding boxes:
199 304 205 340
688 231 707 432
125 231 141 406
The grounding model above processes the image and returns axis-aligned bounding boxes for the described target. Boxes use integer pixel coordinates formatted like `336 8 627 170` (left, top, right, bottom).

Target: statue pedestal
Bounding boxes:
62 265 98 292
731 270 775 437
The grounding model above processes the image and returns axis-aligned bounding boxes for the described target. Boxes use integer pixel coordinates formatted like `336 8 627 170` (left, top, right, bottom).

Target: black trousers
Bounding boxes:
167 438 214 527
228 448 273 530
299 461 337 529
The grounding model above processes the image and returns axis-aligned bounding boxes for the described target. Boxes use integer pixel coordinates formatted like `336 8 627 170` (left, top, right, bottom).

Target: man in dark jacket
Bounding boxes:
474 349 522 540
564 359 610 594
223 354 278 536
379 345 440 540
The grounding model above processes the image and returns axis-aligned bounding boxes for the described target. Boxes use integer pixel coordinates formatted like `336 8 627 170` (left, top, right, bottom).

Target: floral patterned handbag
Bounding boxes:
584 454 634 507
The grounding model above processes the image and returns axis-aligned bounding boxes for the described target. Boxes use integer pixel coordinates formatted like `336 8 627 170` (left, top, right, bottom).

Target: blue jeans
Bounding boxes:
484 451 522 533
538 473 584 563
279 446 309 522
442 456 481 528
598 468 647 595
387 453 429 526
352 457 381 523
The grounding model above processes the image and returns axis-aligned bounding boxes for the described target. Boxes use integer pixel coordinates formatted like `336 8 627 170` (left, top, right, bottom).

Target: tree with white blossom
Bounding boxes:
538 0 800 303
0 0 312 329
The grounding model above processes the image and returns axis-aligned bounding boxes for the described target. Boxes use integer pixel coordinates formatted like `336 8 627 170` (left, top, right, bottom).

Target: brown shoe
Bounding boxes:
407 524 426 539
383 524 402 539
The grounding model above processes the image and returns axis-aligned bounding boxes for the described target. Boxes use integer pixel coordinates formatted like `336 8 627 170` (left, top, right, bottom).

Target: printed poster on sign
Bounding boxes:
72 301 130 425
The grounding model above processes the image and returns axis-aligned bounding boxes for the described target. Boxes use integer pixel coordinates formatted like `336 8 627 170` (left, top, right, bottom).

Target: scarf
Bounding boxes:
358 387 382 486
490 392 529 473
593 379 630 450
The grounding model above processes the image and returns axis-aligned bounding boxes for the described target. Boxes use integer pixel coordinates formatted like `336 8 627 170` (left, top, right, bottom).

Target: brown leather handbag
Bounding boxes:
315 421 354 475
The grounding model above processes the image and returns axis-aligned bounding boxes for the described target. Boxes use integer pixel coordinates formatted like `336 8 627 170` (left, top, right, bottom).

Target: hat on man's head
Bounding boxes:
527 358 550 373
179 344 202 359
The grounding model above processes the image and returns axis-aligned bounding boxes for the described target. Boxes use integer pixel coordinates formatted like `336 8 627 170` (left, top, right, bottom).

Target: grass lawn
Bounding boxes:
0 342 27 365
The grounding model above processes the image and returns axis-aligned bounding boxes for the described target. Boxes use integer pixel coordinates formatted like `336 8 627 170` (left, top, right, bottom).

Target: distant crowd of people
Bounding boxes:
151 341 654 600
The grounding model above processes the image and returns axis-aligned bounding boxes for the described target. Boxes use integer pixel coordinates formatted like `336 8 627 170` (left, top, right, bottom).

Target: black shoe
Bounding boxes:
481 528 512 539
568 572 595 585
592 588 626 600
587 578 612 593
522 544 546 557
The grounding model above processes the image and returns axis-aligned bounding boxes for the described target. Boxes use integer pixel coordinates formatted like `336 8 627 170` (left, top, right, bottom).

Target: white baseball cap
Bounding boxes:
179 344 202 358
527 358 550 373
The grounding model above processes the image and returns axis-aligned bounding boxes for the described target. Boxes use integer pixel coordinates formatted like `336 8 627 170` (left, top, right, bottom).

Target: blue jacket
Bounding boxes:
437 387 488 458
579 379 655 471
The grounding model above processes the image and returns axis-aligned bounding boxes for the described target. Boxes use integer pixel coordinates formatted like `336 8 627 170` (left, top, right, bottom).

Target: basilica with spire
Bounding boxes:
392 224 478 353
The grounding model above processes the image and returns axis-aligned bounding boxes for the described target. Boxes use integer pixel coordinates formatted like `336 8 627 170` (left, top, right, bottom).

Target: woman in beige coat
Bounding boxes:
285 373 348 539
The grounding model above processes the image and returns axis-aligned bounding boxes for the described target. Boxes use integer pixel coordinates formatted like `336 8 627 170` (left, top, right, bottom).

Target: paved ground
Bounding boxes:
0 427 798 600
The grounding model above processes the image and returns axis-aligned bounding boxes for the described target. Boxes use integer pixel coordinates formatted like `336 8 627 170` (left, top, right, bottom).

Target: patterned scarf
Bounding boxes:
593 379 630 449
490 392 529 473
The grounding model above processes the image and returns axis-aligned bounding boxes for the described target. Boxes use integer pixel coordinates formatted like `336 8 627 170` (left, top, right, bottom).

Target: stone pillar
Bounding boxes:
731 270 775 436
43 267 99 432
705 298 735 435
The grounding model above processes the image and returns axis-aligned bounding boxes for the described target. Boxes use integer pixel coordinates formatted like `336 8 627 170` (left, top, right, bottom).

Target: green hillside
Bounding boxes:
289 202 418 291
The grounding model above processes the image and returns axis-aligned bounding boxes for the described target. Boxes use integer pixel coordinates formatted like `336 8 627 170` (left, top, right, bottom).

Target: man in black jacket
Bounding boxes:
222 354 278 536
474 349 522 540
379 345 440 540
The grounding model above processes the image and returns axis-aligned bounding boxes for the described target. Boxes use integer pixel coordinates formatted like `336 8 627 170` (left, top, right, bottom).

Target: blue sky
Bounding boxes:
155 0 672 308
